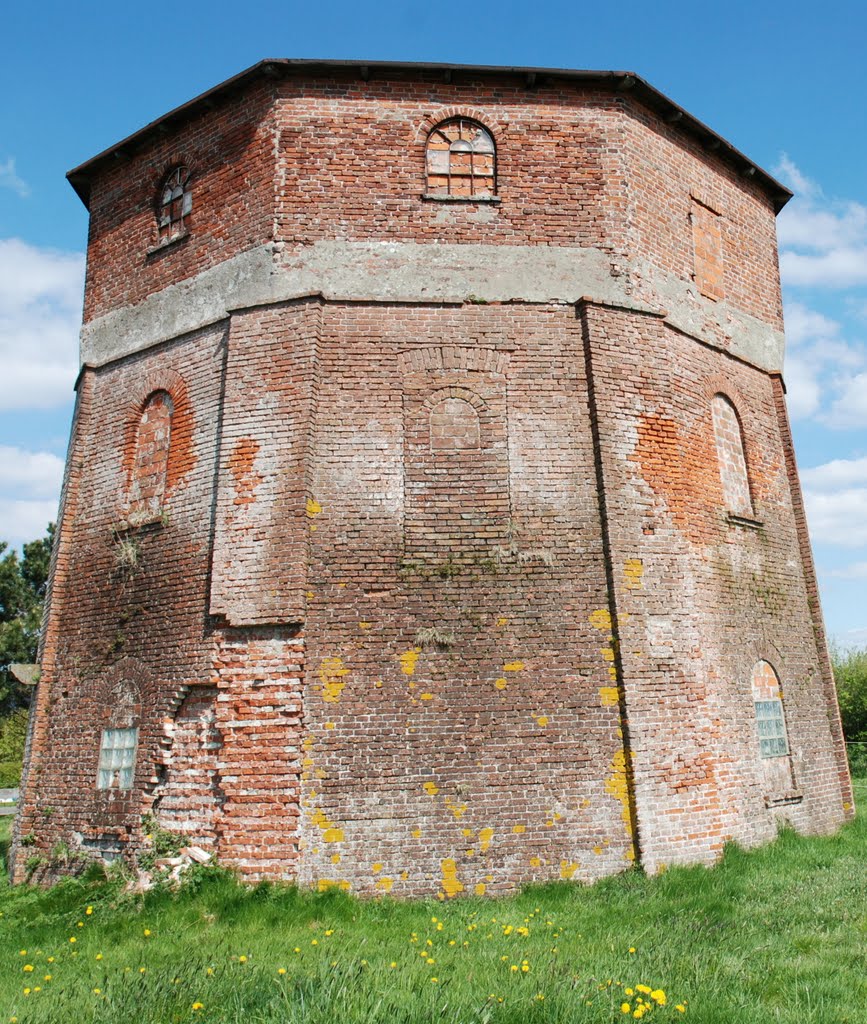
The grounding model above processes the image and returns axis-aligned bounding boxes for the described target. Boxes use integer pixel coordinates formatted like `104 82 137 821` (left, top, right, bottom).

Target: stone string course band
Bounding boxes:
14 60 852 894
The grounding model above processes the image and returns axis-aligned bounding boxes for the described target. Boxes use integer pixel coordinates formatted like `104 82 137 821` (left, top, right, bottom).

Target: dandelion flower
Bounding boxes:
622 1004 632 1014
95 954 103 961
238 955 248 963
23 965 33 973
651 989 666 1005
44 975 52 982
47 957 54 963
139 967 147 974
311 940 318 946
68 937 76 944
389 962 397 969
277 968 287 975
510 965 518 972
521 964 530 973
18 951 26 956
143 929 151 937
675 1006 686 1014
628 947 636 954
77 921 84 928
86 906 93 915
192 1002 204 1011
93 988 101 995
430 977 438 983
206 968 214 976
23 989 31 997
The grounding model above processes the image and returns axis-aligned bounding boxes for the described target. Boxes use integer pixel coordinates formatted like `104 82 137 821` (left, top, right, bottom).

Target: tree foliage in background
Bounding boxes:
832 645 867 778
0 525 53 787
0 525 53 716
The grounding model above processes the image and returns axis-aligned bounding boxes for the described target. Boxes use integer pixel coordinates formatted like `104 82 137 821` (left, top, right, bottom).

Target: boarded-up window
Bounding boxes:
711 394 753 517
691 198 724 301
158 166 192 242
426 119 496 197
130 390 173 518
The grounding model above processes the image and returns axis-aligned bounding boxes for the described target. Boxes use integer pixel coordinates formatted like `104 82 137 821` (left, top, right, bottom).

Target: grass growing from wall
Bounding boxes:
0 785 864 1024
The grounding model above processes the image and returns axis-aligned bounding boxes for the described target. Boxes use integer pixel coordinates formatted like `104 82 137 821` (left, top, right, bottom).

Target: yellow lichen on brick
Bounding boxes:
420 692 434 701
512 824 526 834
325 721 335 730
599 686 619 706
423 781 439 797
605 749 634 833
376 876 394 892
331 853 341 864
441 858 464 898
399 648 421 676
559 861 579 879
411 828 422 838
323 827 344 843
503 661 524 672
534 714 549 727
494 677 508 690
372 862 383 873
317 878 350 892
589 608 612 632
496 617 508 627
359 621 372 630
601 646 615 663
474 882 486 895
479 827 494 852
306 498 322 518
529 855 541 867
624 558 644 589
311 808 345 844
318 656 348 703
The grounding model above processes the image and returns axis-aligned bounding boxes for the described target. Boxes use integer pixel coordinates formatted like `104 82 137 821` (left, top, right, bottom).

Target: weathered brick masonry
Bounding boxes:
14 60 852 893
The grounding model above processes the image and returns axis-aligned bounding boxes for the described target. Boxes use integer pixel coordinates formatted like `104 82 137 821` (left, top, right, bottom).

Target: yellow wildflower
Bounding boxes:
47 957 54 963
23 989 31 996
95 954 103 961
651 989 666 1005
68 937 76 944
143 929 151 937
389 962 397 969
44 975 52 982
93 988 101 995
86 906 93 915
192 1002 204 1011
277 968 287 975
139 967 146 974
621 1004 632 1015
23 965 33 973
675 1006 686 1014
238 955 248 963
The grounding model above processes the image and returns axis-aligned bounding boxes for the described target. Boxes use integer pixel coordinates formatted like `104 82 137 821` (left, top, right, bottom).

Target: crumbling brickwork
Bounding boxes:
15 60 852 893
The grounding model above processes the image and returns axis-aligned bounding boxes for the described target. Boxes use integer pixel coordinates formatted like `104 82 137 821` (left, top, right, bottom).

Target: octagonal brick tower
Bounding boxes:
13 60 853 892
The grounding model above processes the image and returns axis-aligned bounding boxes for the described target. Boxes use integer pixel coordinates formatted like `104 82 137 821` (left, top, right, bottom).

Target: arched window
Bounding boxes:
750 661 789 759
711 393 753 516
426 119 495 197
130 390 173 517
157 166 192 242
429 397 480 450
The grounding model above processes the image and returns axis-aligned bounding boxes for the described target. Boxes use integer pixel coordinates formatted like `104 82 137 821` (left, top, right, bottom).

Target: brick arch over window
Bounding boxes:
424 386 486 451
129 390 174 518
711 393 753 516
425 117 496 197
749 659 797 801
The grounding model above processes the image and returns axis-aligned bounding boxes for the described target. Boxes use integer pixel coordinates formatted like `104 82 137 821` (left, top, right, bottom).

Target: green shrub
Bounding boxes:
0 707 28 786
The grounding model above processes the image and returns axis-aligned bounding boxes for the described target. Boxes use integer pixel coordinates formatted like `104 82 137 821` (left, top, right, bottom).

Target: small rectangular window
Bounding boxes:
96 727 138 790
755 700 788 758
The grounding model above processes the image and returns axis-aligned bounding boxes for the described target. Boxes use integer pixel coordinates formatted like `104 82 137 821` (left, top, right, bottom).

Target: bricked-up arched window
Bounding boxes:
429 398 481 450
711 393 753 517
130 390 173 518
426 119 496 197
157 166 192 242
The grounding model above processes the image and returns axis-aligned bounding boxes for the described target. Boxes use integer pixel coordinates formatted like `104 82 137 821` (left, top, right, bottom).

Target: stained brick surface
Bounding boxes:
15 63 851 892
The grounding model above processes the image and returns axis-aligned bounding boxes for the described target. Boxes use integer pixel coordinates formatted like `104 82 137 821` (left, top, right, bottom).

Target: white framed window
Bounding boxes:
755 700 788 758
96 727 138 790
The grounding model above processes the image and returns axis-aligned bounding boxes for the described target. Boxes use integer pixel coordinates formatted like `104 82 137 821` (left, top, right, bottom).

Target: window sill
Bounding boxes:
147 230 189 256
421 193 501 204
765 791 803 807
726 512 764 530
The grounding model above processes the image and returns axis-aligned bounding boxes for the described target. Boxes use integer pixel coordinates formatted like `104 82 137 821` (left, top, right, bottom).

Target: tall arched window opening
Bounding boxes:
129 390 174 518
711 393 753 517
157 166 192 242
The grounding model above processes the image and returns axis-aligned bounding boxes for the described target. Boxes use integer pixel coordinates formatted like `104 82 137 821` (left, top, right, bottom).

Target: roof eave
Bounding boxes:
65 59 793 213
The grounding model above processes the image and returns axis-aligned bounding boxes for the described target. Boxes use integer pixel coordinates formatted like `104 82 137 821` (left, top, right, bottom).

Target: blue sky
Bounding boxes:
1 0 865 646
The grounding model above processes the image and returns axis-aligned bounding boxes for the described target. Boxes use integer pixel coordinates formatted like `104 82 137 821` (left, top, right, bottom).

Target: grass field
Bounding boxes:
0 785 864 1024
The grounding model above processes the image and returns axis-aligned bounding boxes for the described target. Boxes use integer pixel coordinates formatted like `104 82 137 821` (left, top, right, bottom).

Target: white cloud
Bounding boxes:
782 353 821 419
801 456 867 490
781 247 867 289
0 446 65 498
784 301 840 347
803 486 867 547
775 158 867 289
823 561 867 580
0 238 84 411
0 158 30 199
824 372 867 429
0 499 58 548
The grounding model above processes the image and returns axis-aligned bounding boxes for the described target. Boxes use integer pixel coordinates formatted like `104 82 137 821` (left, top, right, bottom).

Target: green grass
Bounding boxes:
0 786 865 1024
